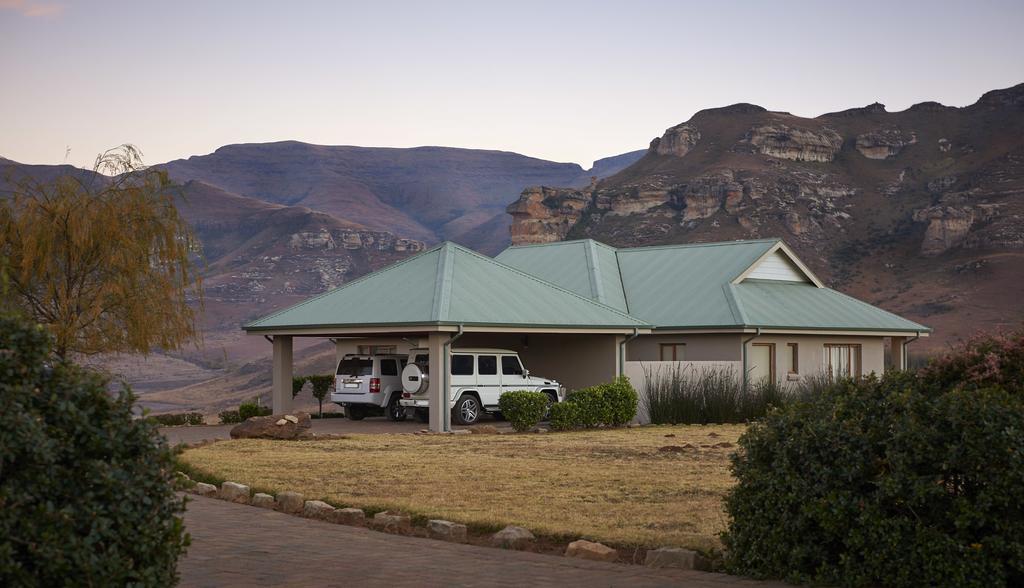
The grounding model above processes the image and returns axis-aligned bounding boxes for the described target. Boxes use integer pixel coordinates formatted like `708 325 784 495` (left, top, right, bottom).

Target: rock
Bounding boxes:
173 471 193 489
491 525 535 549
428 520 468 542
219 482 250 504
251 493 275 509
303 500 336 520
450 429 470 435
193 482 217 497
332 508 366 525
744 123 842 162
372 511 412 532
532 427 548 434
655 123 700 157
644 547 710 571
284 414 299 424
230 412 312 440
855 129 917 159
507 186 590 245
913 205 976 255
566 539 618 562
276 491 305 514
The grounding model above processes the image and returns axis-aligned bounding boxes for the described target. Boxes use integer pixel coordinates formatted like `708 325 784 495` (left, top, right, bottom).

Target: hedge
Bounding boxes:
0 314 189 586
723 334 1024 586
497 390 549 432
550 376 637 430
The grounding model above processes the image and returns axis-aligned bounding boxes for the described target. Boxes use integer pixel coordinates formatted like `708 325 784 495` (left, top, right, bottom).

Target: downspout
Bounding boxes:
442 325 465 433
741 328 762 393
901 332 921 371
619 328 640 377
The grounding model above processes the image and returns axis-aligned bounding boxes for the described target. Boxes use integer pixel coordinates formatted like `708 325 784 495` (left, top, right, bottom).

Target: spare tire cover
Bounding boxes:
402 363 429 394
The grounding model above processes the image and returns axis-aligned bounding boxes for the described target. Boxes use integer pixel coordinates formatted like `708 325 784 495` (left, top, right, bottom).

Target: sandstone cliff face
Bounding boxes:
507 84 1024 349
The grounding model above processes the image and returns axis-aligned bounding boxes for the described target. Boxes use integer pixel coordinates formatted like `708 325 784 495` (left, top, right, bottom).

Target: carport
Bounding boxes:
243 242 651 432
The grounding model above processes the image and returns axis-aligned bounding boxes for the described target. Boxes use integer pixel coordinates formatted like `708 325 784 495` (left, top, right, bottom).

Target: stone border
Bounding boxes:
175 471 712 571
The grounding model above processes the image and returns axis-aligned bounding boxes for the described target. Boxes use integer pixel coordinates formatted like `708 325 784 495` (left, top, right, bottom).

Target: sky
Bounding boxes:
1 0 1022 170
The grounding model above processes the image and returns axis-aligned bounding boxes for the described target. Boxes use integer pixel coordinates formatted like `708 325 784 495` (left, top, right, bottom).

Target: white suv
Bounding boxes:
399 348 564 425
331 354 408 421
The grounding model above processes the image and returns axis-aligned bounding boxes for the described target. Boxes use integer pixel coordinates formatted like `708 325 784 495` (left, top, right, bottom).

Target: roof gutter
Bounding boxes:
901 331 921 370
442 324 465 433
741 328 762 392
619 327 641 377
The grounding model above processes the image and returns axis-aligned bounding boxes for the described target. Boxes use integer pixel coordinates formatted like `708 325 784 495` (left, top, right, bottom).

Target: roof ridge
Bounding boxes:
502 238 619 252
243 243 444 328
617 238 780 254
722 284 750 325
431 244 455 321
446 241 647 324
583 240 607 304
613 248 631 314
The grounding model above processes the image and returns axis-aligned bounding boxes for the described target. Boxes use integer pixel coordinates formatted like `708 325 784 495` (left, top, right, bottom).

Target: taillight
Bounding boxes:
369 378 381 393
402 392 410 398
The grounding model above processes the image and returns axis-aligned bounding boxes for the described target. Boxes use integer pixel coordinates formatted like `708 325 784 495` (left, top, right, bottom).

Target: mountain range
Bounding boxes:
2 83 1021 413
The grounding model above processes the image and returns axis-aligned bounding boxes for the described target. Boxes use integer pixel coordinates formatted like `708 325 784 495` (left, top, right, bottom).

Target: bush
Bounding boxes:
553 376 638 430
218 409 242 424
0 314 188 586
148 412 204 427
306 374 334 417
549 401 580 431
238 400 271 420
498 390 549 432
723 361 1024 586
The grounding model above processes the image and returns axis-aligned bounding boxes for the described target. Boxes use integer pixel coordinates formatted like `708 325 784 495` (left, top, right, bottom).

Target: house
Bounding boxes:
244 238 929 430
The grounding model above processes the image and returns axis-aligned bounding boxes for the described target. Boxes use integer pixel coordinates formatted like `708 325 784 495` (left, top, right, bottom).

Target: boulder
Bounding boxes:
193 482 217 497
251 493 275 509
566 539 618 562
372 511 412 532
491 525 535 549
303 500 336 520
332 508 366 525
173 471 193 489
428 519 468 542
644 547 710 571
230 412 312 440
276 491 305 514
219 482 250 504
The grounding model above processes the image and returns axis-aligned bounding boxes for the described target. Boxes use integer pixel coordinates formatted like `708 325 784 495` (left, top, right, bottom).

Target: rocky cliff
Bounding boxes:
508 84 1024 349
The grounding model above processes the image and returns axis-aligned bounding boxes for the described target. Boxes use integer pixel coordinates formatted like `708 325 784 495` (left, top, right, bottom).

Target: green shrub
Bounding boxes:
549 401 579 431
238 400 271 420
0 314 189 586
148 412 204 427
498 390 549 432
723 366 1024 586
566 386 607 427
306 374 335 417
291 375 308 398
218 409 242 424
602 375 638 426
554 376 638 429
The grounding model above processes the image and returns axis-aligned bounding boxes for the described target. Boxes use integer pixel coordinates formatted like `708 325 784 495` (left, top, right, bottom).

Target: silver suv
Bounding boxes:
331 354 407 421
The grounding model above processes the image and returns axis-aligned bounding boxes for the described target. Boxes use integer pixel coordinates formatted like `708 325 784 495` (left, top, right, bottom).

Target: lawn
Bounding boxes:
180 424 745 551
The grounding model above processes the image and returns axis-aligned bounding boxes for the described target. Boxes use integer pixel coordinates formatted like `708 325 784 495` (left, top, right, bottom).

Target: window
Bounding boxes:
451 354 474 375
501 355 523 375
357 345 397 355
787 343 799 374
824 344 862 380
337 357 372 376
659 343 686 361
380 359 398 376
478 355 497 375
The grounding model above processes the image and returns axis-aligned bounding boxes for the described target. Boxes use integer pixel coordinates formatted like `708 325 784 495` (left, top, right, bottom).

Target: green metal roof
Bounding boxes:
244 241 647 331
496 238 929 333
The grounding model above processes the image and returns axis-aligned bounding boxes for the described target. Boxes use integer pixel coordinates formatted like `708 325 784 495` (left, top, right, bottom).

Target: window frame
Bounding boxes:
500 355 524 376
751 342 776 383
477 355 498 376
824 343 862 380
787 342 799 375
659 343 686 361
450 354 475 376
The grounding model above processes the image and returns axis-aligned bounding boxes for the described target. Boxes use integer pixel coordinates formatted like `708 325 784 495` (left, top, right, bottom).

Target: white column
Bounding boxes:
889 336 906 371
272 335 293 415
427 332 446 432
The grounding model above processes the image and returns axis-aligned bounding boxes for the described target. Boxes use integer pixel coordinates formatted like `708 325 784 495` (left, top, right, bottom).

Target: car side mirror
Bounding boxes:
522 369 530 378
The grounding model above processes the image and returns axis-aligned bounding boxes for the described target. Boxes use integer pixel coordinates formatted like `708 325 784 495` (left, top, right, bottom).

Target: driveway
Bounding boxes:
178 496 779 587
160 416 511 446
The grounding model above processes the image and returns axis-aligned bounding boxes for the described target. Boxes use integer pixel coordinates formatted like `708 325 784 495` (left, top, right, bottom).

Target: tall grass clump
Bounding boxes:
642 365 832 424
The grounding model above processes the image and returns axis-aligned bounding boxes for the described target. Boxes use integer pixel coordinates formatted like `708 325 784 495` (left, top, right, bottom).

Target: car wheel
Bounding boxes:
414 408 429 423
386 395 407 422
542 391 558 421
453 395 481 426
346 405 366 421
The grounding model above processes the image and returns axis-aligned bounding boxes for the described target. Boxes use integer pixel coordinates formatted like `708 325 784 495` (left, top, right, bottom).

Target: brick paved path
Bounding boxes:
178 496 781 587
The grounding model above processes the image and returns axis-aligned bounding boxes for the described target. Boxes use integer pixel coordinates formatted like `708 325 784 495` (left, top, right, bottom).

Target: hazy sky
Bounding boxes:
2 0 1022 169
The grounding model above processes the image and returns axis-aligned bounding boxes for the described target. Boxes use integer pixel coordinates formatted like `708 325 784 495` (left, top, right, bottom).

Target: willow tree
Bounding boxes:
0 145 202 358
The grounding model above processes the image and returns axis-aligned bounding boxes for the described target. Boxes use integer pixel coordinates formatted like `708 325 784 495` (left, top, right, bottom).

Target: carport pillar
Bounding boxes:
272 335 294 415
427 332 446 433
889 336 907 371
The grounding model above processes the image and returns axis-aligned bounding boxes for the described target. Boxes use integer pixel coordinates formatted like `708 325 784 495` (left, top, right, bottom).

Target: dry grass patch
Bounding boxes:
180 424 744 551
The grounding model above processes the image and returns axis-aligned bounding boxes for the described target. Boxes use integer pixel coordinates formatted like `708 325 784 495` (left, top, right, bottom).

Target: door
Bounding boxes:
476 354 500 407
449 353 475 406
748 343 775 385
500 355 529 395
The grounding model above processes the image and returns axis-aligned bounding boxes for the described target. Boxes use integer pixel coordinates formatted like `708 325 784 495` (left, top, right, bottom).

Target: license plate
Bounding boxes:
344 383 360 388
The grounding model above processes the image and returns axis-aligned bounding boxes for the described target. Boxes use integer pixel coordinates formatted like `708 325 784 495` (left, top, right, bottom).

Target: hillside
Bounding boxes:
507 84 1024 351
163 143 644 255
